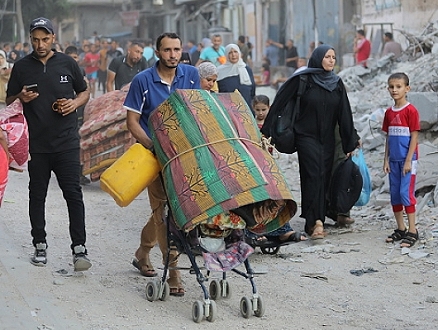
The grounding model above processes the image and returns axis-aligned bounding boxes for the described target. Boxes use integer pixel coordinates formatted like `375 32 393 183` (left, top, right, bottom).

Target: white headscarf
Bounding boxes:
217 43 252 86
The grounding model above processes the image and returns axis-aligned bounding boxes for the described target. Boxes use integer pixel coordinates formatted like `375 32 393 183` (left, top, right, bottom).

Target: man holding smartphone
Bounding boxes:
6 17 92 271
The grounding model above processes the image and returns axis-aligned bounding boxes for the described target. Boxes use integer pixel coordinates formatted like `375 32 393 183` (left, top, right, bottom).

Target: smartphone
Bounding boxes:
25 84 38 93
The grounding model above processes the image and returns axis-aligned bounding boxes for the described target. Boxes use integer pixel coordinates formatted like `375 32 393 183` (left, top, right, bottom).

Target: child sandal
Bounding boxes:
400 230 419 248
385 228 407 243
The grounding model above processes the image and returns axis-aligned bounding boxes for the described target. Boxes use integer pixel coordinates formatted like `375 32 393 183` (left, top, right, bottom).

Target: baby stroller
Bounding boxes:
145 90 297 323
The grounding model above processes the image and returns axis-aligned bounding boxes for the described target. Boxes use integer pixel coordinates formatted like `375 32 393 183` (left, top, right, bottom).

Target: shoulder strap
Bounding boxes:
292 74 308 120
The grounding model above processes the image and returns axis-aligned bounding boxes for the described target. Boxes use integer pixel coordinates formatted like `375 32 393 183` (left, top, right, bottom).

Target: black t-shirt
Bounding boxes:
285 46 298 68
7 51 87 153
108 55 148 90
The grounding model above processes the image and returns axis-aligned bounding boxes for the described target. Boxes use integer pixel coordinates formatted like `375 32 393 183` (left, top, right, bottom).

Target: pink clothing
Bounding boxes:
0 99 30 206
0 146 7 205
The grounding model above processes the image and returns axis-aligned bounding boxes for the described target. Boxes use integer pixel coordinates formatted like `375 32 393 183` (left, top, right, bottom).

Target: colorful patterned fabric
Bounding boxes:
148 90 296 233
202 241 254 272
0 99 29 171
0 99 29 206
79 86 135 180
0 146 8 206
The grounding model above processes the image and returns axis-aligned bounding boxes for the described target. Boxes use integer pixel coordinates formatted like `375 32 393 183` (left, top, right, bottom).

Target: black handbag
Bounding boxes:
270 75 307 154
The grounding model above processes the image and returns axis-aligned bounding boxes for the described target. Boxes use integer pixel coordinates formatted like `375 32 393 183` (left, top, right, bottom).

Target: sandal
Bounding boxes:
310 220 327 240
336 215 355 227
274 231 307 243
400 230 419 248
385 228 407 243
132 256 158 277
167 276 185 297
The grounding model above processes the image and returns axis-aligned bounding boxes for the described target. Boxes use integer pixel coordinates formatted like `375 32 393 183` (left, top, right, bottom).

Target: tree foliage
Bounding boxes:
21 0 71 27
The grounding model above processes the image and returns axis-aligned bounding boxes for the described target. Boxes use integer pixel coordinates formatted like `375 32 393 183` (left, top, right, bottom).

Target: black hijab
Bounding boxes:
262 45 341 138
291 44 340 92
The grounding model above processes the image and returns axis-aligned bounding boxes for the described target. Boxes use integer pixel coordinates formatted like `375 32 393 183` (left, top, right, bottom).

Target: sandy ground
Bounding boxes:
1 151 438 330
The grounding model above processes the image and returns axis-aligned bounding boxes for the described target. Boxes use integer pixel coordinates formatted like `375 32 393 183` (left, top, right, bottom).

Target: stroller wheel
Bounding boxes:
254 295 265 317
209 280 221 300
261 246 280 255
145 281 159 301
159 282 170 301
240 296 253 318
220 280 232 299
206 300 217 322
192 300 204 323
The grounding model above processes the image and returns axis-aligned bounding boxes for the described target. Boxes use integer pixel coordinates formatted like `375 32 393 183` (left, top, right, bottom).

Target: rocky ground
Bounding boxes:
1 150 438 329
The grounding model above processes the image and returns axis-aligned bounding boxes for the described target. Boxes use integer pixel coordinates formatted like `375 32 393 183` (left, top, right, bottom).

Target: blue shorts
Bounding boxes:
86 71 98 81
389 159 417 206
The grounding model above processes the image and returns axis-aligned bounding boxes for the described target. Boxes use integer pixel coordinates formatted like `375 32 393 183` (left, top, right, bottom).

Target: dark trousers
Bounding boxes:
28 149 86 251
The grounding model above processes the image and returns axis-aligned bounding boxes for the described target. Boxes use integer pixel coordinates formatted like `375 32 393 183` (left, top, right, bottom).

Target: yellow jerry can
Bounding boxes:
100 143 160 207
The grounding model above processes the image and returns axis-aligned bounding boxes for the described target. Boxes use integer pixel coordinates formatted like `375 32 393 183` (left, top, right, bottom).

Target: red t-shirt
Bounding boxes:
84 52 100 74
356 39 371 66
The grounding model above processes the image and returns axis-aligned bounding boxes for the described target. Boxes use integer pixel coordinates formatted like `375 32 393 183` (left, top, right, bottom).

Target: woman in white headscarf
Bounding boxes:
0 50 12 106
217 43 255 113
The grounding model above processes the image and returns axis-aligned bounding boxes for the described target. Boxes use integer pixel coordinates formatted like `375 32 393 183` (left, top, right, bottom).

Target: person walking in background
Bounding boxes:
97 38 109 93
124 32 200 296
237 35 249 64
382 32 403 60
83 43 100 98
383 72 420 248
106 41 147 92
264 39 284 67
197 61 218 92
262 44 359 239
217 43 256 113
195 34 226 67
353 29 371 68
6 17 91 271
260 59 270 86
284 39 299 76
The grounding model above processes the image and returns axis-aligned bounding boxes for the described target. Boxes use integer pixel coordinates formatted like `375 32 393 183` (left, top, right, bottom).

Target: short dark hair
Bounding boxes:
388 72 409 86
65 45 78 55
155 32 181 51
384 32 393 40
357 29 365 36
238 35 245 43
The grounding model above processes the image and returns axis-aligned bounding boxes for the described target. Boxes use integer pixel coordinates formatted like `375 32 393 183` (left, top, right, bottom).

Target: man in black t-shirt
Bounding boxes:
106 41 148 92
6 17 92 272
284 39 299 76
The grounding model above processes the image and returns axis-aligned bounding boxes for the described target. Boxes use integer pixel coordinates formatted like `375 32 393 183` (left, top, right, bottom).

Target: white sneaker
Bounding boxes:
31 243 47 266
73 245 92 271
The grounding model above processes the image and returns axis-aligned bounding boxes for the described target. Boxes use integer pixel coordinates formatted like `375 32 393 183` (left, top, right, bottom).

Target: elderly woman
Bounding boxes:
217 43 255 113
262 44 359 239
197 61 218 92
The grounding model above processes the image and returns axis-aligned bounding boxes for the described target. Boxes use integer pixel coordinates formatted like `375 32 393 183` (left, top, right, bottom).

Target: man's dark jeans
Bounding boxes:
28 148 86 251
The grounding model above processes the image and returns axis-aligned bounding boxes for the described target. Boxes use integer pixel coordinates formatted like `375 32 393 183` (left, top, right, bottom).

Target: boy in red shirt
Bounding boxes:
382 72 420 247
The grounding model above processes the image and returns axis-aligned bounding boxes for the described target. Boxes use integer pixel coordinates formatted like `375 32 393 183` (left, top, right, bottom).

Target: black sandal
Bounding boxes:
386 228 407 243
400 230 419 248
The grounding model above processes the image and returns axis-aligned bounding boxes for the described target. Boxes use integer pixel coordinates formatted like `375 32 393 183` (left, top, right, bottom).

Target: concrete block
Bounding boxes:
408 92 438 130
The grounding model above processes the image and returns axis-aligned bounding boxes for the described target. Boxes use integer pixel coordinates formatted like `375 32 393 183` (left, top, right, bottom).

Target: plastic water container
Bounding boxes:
100 143 160 207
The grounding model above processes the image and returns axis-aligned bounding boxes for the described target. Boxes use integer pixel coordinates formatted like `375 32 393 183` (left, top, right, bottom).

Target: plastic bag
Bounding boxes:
351 149 371 206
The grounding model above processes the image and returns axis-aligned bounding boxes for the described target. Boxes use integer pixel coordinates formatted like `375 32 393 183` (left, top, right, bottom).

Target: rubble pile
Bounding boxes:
336 42 438 240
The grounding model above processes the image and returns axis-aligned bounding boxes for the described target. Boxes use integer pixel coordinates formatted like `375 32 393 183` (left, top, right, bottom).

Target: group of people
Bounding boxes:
0 17 419 301
354 29 403 67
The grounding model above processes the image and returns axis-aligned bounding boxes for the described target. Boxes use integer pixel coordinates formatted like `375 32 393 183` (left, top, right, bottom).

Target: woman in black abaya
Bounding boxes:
262 44 359 239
